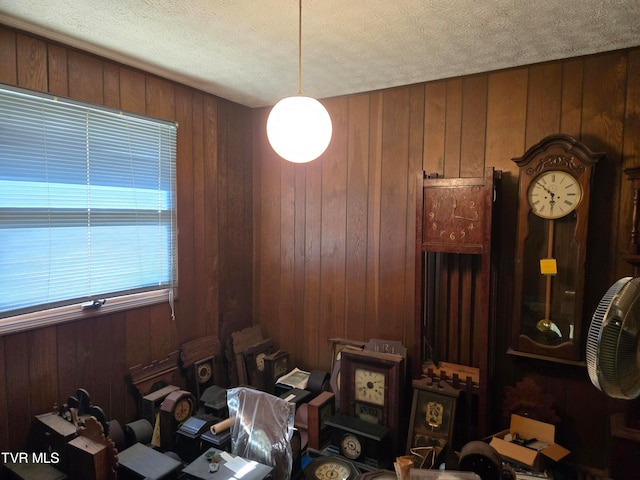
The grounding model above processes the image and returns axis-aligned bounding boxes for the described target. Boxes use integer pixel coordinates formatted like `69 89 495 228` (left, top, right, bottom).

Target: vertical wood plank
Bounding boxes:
345 94 371 342
303 135 323 368
364 92 384 342
444 78 463 178
27 328 58 416
16 33 47 91
175 85 196 337
47 44 69 96
56 323 79 400
279 149 297 352
525 62 562 146
106 315 129 424
378 87 410 340
4 333 30 450
202 96 219 337
68 51 103 104
146 76 175 121
0 27 17 84
220 102 253 339
257 110 280 349
560 58 584 137
460 75 488 177
404 84 426 349
191 92 207 336
293 147 307 364
319 96 348 369
120 68 146 115
423 81 447 174
486 69 528 172
103 63 120 109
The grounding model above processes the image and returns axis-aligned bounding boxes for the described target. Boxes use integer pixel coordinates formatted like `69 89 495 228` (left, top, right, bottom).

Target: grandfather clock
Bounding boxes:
414 166 499 437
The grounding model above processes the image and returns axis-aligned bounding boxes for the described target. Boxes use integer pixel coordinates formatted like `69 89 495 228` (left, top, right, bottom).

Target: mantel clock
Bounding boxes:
339 348 404 455
510 134 603 362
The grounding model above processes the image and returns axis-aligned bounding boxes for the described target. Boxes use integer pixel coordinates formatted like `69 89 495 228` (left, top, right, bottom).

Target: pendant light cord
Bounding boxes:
298 0 302 95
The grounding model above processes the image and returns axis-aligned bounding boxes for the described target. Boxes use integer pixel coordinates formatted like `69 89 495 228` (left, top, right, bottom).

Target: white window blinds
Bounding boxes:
0 84 177 319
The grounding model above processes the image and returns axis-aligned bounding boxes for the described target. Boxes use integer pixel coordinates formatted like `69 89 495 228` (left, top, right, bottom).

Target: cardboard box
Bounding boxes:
489 414 570 472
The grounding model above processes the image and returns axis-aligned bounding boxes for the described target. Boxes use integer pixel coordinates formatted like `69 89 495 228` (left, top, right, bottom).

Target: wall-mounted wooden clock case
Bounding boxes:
339 348 404 455
510 134 603 362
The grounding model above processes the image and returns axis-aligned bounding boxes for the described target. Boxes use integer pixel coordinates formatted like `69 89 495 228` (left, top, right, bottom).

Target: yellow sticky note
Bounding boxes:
540 258 557 275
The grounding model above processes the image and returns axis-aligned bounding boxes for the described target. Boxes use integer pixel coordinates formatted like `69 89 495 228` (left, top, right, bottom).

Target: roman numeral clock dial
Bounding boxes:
527 170 582 219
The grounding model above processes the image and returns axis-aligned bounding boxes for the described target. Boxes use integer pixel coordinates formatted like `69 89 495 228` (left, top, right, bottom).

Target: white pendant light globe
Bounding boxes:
267 95 332 163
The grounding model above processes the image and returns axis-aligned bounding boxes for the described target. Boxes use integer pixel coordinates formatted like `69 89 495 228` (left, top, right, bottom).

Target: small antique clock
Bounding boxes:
510 134 603 362
244 339 276 391
325 413 390 468
180 336 220 402
263 350 291 393
339 348 404 455
307 391 336 450
303 455 359 480
158 389 196 450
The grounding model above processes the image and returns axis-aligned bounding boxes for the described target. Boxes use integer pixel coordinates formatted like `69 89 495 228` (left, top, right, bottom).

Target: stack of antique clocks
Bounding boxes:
8 333 441 480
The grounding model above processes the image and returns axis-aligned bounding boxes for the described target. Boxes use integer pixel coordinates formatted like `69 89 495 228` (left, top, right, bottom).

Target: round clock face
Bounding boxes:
256 352 267 371
527 170 582 219
354 368 385 406
340 433 362 460
173 397 193 422
305 456 357 480
196 361 212 383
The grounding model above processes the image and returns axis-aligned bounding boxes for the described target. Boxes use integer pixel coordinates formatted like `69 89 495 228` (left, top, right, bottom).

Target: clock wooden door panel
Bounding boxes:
510 134 604 362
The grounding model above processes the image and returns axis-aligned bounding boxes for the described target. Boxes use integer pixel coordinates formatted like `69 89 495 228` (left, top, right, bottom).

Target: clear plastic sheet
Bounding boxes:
227 387 295 480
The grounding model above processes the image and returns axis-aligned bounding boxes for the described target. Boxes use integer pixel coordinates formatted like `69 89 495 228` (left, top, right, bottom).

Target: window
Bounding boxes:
0 84 177 331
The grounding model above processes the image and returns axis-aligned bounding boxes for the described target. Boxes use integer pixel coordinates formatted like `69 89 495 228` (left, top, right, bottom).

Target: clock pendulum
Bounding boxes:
537 218 563 339
526 169 582 341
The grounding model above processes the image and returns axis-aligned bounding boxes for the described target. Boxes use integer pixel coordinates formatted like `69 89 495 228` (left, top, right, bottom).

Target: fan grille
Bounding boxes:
587 277 640 400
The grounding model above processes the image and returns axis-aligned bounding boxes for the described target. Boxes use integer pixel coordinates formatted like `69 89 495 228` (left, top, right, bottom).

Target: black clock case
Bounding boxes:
325 413 390 469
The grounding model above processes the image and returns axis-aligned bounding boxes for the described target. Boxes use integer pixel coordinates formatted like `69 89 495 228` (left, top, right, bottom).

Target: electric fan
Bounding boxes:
586 276 640 399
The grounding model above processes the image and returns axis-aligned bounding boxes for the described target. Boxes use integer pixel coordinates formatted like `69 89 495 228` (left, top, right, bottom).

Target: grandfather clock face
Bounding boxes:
511 135 602 362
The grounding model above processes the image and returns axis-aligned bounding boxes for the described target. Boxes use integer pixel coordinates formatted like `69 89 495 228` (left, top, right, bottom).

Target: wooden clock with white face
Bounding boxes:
511 134 603 362
339 348 404 455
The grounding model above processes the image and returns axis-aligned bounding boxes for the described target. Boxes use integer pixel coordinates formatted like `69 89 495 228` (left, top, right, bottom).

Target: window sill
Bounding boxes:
0 289 174 336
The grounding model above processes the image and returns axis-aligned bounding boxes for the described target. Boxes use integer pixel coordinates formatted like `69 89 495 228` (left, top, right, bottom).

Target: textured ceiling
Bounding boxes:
1 1 639 108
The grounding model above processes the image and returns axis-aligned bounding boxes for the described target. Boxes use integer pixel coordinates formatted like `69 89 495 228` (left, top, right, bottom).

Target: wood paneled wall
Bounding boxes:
0 25 253 450
2 21 640 472
252 49 640 468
